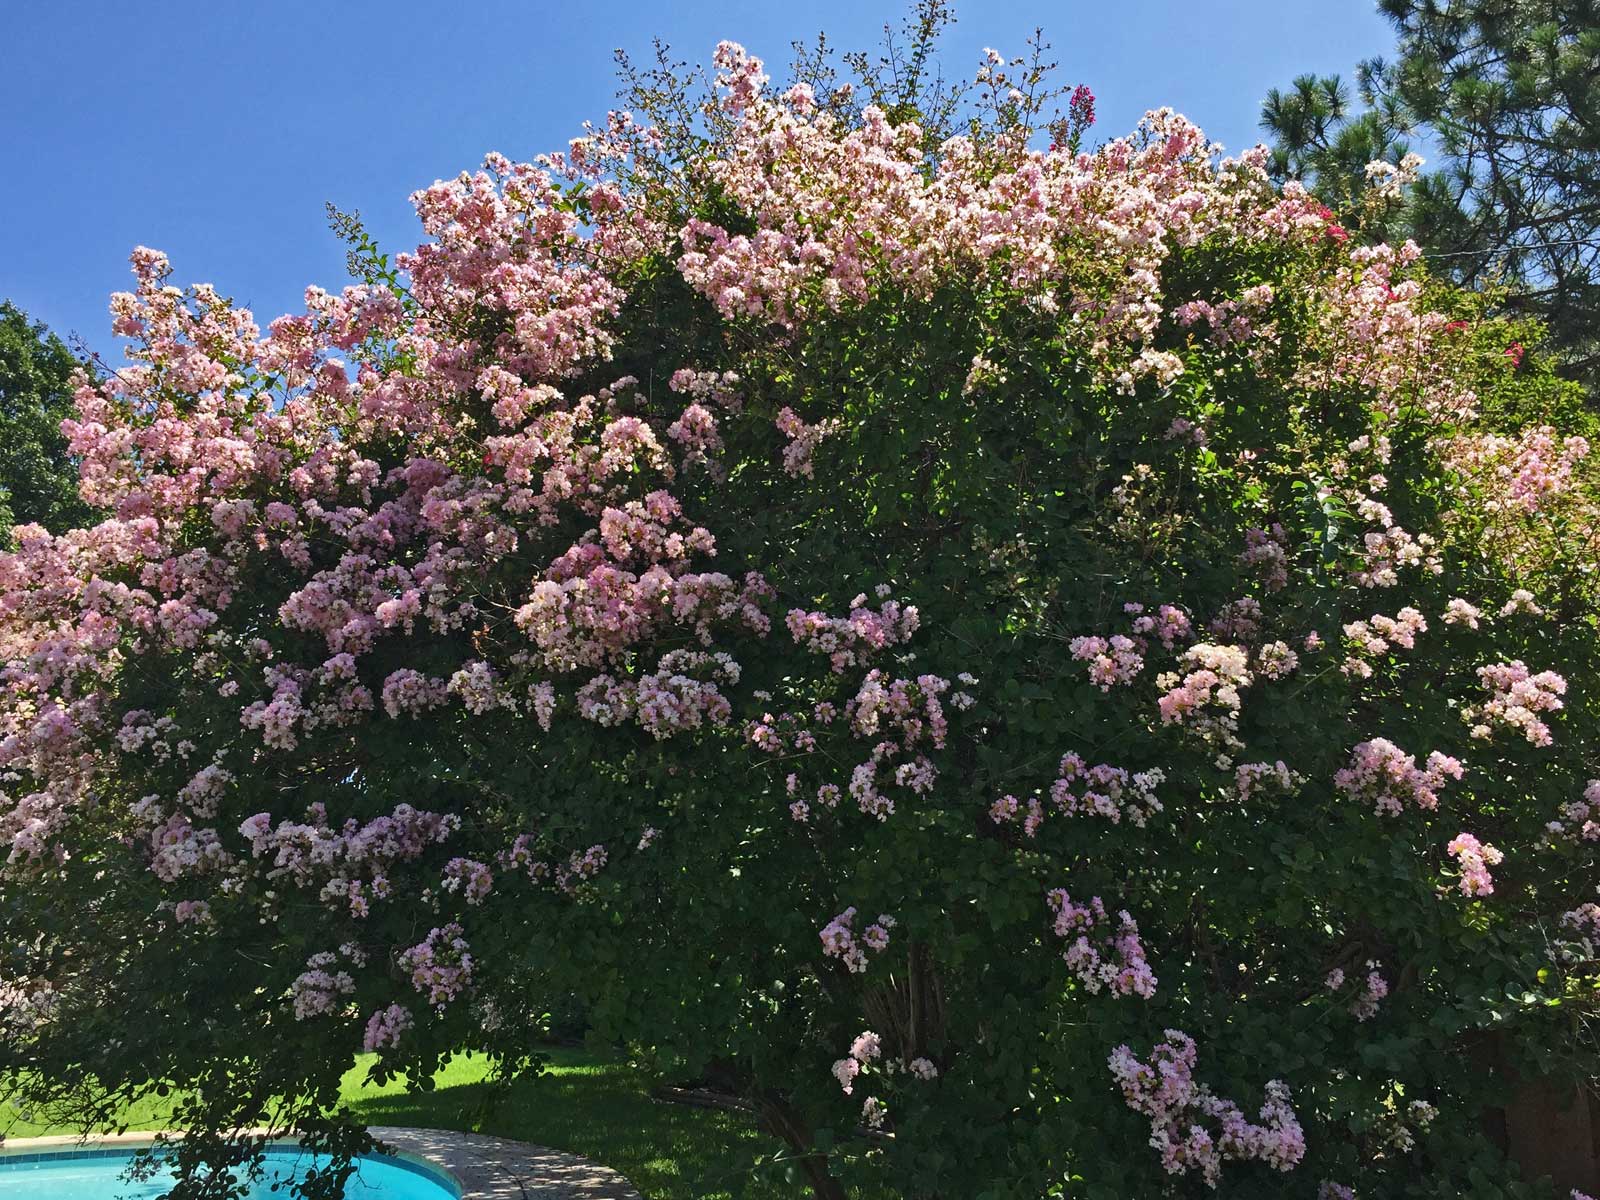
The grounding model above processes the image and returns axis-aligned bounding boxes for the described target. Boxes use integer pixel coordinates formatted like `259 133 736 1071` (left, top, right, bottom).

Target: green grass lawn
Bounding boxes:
2 1049 852 1200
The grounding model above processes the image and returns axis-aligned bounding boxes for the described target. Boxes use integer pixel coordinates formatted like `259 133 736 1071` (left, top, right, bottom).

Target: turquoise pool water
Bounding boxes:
0 1146 460 1200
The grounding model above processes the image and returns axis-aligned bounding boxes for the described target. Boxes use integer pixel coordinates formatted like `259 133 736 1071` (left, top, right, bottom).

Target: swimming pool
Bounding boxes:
0 1144 462 1200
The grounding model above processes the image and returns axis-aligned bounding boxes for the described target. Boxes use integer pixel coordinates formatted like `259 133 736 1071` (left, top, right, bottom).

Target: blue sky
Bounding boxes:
4 2 1392 359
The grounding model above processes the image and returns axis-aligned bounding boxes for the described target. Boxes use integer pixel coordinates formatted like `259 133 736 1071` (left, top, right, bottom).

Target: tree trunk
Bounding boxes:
755 1092 849 1200
1503 1073 1598 1195
1483 1031 1599 1195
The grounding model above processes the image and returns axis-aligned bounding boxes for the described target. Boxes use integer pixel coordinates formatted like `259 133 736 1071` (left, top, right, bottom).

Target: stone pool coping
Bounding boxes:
0 1125 641 1200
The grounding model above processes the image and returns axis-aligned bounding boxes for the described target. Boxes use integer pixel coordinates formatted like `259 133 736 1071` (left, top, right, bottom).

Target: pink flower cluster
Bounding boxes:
576 649 741 739
1446 832 1503 896
748 662 961 828
398 923 475 1008
843 672 951 819
1166 416 1208 445
819 906 894 974
362 1003 414 1052
1069 634 1144 691
381 669 450 719
554 844 608 893
1046 890 1157 998
1325 963 1389 1021
991 753 1163 837
238 802 459 916
171 899 213 926
785 588 920 673
1298 241 1462 420
1048 752 1164 828
289 949 358 1020
448 661 511 715
831 1029 881 1095
1548 780 1600 844
514 509 772 674
1443 597 1482 629
1156 643 1252 747
1341 607 1427 678
441 857 494 904
1354 522 1439 588
1173 285 1275 350
1207 597 1266 643
1445 425 1591 515
1066 83 1096 133
675 41 1363 394
1071 603 1196 695
774 407 843 478
828 1025 936 1122
1500 588 1543 617
1552 904 1600 971
148 816 231 883
503 836 608 894
1234 759 1299 801
1334 739 1464 817
1239 524 1290 590
1463 661 1567 745
1107 1030 1305 1187
666 402 723 473
0 978 60 1032
1128 603 1194 649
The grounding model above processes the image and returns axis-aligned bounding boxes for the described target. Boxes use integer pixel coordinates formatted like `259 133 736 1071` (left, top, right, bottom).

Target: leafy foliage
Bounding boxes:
0 302 96 543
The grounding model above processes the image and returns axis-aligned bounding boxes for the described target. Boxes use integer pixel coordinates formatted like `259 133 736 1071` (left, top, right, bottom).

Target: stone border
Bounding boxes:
0 1126 641 1200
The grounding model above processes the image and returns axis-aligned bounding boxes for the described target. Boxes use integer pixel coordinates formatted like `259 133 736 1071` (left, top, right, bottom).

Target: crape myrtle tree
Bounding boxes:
4 13 1600 1200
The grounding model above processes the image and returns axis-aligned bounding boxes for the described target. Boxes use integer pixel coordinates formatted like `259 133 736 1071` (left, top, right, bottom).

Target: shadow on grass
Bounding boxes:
343 1050 815 1200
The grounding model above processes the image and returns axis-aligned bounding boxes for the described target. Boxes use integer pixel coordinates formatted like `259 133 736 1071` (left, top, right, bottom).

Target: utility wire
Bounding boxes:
1420 237 1600 260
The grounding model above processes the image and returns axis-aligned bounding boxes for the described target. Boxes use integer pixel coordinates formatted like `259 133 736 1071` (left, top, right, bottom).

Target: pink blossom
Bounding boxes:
774 407 842 478
1045 753 1164 828
363 1003 414 1051
1463 661 1566 745
1443 598 1481 629
1108 1030 1305 1186
786 592 919 673
1069 634 1145 690
820 907 895 973
289 951 356 1019
1235 760 1298 801
1239 524 1289 590
1347 964 1389 1022
1334 739 1463 816
441 857 493 904
1547 779 1600 845
1156 643 1252 748
398 923 475 1007
381 669 450 719
1341 607 1427 677
1447 832 1503 896
1046 890 1157 998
